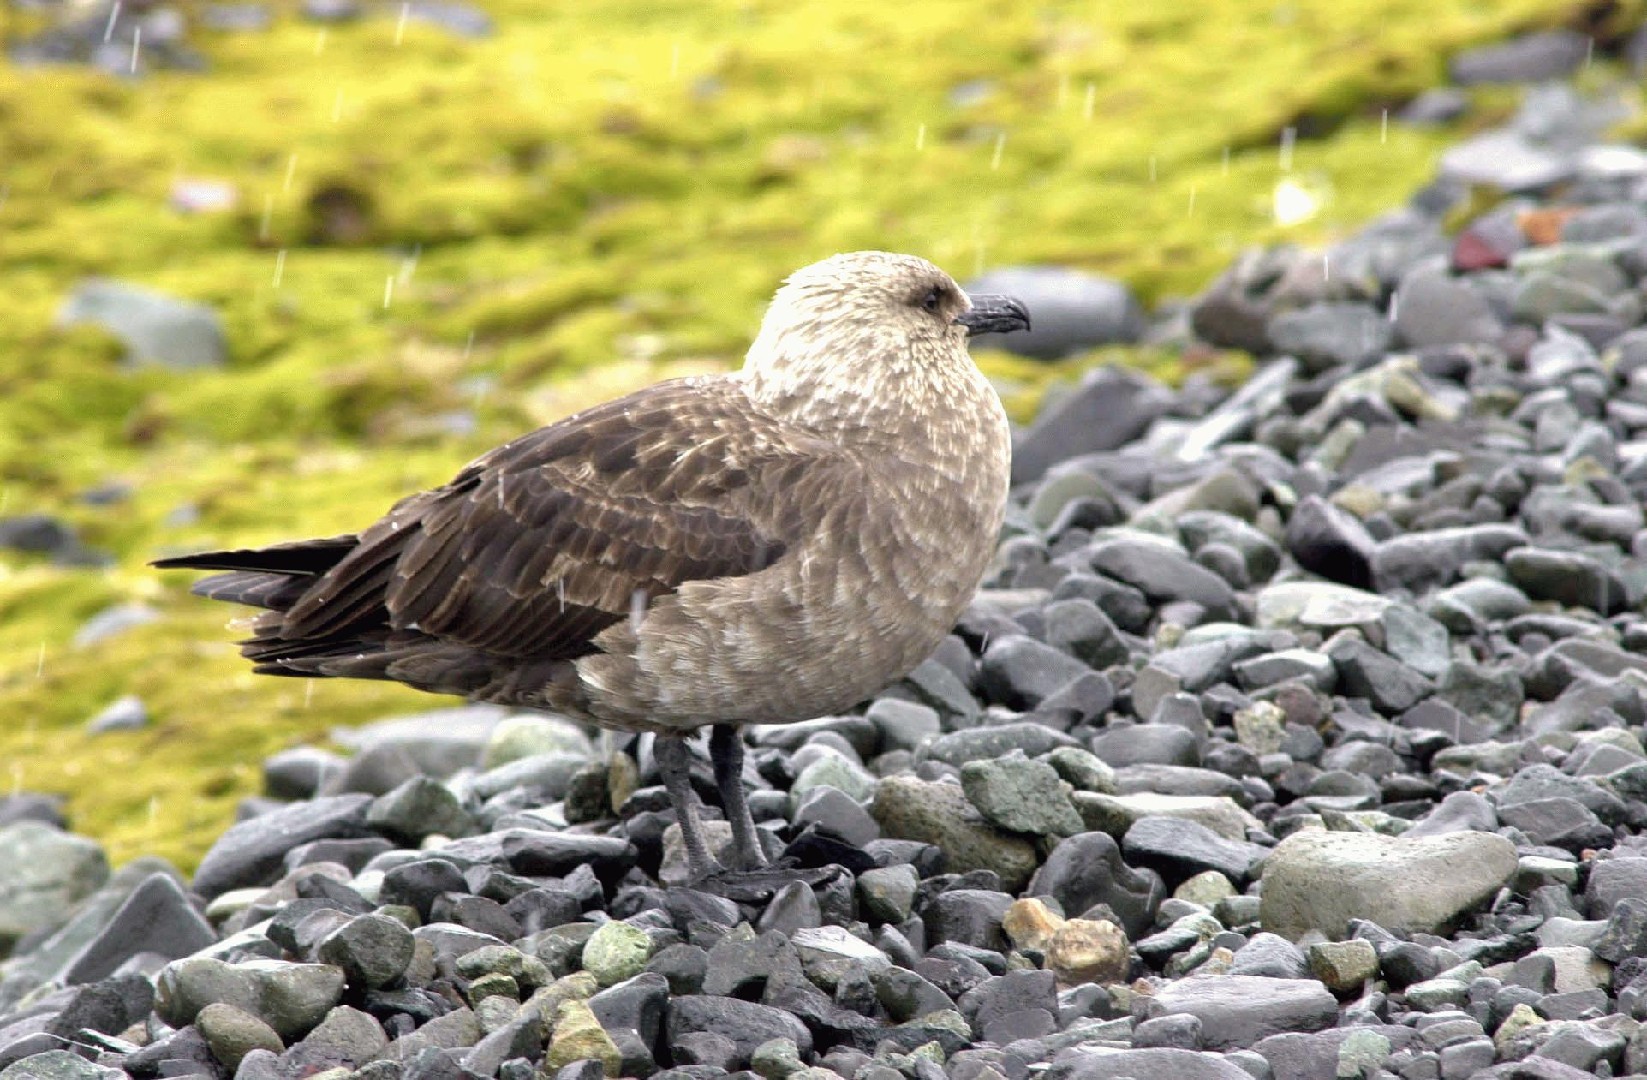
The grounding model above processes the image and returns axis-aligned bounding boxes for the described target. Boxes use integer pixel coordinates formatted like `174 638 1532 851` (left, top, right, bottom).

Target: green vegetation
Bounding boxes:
0 0 1628 868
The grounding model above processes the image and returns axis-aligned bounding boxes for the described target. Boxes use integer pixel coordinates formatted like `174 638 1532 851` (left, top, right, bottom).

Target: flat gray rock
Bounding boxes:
1142 975 1337 1051
1260 829 1517 939
191 794 373 898
0 822 108 949
59 872 216 984
57 280 227 369
1043 1047 1254 1080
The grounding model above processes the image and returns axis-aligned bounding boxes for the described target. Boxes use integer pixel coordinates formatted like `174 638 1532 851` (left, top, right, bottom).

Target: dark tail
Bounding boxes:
152 536 357 610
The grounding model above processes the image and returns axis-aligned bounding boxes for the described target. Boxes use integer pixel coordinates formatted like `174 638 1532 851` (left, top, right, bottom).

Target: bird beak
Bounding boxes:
955 294 1031 336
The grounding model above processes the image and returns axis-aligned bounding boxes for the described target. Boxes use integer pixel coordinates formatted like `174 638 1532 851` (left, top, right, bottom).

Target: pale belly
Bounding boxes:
571 494 994 729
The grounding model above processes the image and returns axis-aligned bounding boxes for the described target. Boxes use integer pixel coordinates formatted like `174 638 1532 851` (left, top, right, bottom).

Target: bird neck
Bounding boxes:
740 324 1000 452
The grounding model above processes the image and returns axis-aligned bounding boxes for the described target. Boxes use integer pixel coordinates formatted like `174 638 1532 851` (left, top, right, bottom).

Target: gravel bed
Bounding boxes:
14 32 1647 1080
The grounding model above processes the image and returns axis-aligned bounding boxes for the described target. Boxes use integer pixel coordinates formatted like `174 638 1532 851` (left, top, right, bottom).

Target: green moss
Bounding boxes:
0 0 1628 869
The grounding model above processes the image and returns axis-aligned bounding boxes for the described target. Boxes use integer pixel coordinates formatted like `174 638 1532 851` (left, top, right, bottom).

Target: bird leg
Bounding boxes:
710 724 769 872
654 734 723 880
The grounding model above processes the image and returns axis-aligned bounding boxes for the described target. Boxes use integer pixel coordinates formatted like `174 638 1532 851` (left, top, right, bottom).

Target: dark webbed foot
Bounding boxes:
689 860 842 902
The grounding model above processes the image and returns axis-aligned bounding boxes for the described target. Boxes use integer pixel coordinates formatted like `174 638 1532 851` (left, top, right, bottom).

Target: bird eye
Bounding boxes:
920 287 943 313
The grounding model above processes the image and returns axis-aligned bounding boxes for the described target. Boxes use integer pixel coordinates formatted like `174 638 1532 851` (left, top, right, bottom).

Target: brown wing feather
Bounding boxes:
268 378 817 666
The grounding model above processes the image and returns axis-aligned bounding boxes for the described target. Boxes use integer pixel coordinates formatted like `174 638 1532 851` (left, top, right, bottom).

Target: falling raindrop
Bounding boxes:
35 643 45 677
1082 82 1095 121
670 43 681 78
915 124 926 150
273 249 286 287
463 330 475 360
283 154 299 194
129 26 141 73
1380 108 1388 144
394 2 410 45
1584 37 1595 69
304 680 315 708
990 133 1006 171
147 794 160 826
314 28 327 54
383 275 395 308
1187 184 1197 217
1279 126 1296 172
1322 253 1330 281
104 1 122 42
629 588 647 633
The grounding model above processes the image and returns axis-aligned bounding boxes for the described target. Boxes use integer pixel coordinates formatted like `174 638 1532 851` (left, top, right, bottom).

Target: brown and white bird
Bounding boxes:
154 251 1028 889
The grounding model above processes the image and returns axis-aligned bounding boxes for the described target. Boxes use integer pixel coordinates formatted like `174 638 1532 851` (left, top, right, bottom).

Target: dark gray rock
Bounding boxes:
1085 538 1238 622
1392 263 1504 348
589 972 669 1050
1326 637 1432 714
978 636 1092 711
1142 975 1337 1051
1372 525 1528 593
1228 933 1308 979
1090 725 1200 769
1286 496 1376 591
1042 1047 1253 1080
1028 831 1164 938
1122 817 1266 885
315 913 416 990
792 787 879 847
1504 547 1627 614
1496 797 1610 854
59 871 215 984
191 794 373 898
666 997 811 1068
1267 302 1392 372
1450 30 1592 85
926 890 1014 951
1585 858 1647 918
1012 368 1172 485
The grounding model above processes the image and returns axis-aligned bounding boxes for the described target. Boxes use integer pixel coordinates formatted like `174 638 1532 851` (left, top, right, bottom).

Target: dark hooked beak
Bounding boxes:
955 294 1031 337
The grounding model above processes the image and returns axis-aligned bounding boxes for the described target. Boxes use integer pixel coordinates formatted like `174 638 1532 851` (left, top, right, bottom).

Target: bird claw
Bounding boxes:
688 860 843 901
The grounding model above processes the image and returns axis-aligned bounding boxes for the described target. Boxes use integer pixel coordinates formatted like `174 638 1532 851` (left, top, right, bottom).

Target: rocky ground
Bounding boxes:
15 28 1647 1080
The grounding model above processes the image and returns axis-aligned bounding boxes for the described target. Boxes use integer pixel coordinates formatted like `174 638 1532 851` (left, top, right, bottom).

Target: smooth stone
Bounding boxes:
57 279 228 369
1141 975 1338 1051
192 795 373 898
154 957 345 1041
1260 830 1518 939
0 822 108 948
960 751 1084 837
871 776 1039 891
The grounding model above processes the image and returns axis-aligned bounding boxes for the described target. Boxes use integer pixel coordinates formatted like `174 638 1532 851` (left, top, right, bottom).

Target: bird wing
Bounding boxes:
275 377 839 661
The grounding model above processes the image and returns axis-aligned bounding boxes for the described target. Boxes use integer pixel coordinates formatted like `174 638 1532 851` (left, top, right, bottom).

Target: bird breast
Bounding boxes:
577 377 1010 729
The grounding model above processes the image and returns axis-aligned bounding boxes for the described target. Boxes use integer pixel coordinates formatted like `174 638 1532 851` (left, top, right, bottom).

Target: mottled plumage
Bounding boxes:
156 251 1028 886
